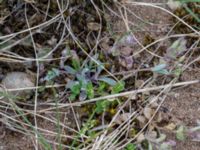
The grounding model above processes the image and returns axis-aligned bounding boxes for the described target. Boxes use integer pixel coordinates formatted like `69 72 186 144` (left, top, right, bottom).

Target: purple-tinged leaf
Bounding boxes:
64 66 77 75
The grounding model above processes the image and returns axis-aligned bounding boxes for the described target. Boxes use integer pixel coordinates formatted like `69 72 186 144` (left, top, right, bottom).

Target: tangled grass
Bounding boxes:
0 0 200 149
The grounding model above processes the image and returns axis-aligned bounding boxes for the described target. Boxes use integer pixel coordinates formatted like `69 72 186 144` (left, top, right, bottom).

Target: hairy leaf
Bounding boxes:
44 68 60 81
64 66 77 75
98 77 117 86
151 64 169 75
112 81 125 94
176 125 186 141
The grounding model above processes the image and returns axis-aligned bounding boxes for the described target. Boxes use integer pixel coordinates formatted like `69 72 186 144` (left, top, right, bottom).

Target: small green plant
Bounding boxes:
65 54 121 101
65 61 95 101
95 81 124 114
42 51 126 149
124 143 136 150
176 125 187 141
71 80 125 149
44 68 60 81
70 82 125 148
152 38 187 76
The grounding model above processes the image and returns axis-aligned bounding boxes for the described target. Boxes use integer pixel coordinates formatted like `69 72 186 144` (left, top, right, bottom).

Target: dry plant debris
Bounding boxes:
0 0 200 150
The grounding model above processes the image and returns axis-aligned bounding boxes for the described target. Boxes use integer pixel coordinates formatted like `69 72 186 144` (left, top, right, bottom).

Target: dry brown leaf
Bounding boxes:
150 100 159 108
120 46 133 56
101 41 110 52
135 80 144 88
47 36 57 46
119 56 133 69
114 113 131 124
136 115 147 127
87 22 101 31
146 131 157 139
137 133 145 143
165 123 176 130
143 107 154 120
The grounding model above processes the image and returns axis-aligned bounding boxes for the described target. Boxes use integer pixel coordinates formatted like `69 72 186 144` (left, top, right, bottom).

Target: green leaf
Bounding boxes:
176 125 186 141
98 82 106 93
76 74 86 84
70 82 81 95
66 81 81 100
98 77 117 86
151 64 167 72
155 134 166 143
160 140 176 150
148 142 153 150
86 82 94 99
172 67 182 76
44 68 60 81
95 100 110 114
183 4 200 23
69 93 77 101
151 64 169 75
64 66 77 74
125 143 136 150
156 69 170 75
112 81 125 94
81 68 90 76
72 59 80 70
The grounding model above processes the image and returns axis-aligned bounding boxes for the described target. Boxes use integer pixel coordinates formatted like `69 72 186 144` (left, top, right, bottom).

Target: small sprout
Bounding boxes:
86 82 94 99
72 59 80 70
64 66 77 75
166 38 187 59
151 64 170 75
44 68 60 81
125 143 136 150
97 82 106 93
66 81 81 101
154 134 166 143
95 100 110 114
176 125 187 141
111 81 125 94
172 66 182 76
160 140 176 150
65 54 126 102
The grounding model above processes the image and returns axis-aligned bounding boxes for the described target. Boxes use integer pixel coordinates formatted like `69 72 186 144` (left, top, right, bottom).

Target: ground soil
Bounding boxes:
162 70 200 150
111 1 200 149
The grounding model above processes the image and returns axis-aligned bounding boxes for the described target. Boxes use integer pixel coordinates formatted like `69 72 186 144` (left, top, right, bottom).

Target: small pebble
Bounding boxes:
0 72 35 101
